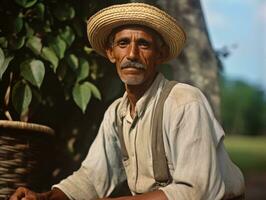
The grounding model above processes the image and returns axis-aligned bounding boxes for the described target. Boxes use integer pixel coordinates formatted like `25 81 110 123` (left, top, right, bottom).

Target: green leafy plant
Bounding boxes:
0 0 129 188
0 0 102 122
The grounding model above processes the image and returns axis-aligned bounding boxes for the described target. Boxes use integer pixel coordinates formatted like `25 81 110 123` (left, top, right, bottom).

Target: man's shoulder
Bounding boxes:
167 83 203 106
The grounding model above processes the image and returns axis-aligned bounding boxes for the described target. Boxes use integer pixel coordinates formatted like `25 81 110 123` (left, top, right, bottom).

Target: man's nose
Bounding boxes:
127 42 139 61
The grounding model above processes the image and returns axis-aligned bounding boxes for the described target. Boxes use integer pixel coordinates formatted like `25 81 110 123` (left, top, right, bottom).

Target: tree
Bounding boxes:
133 0 221 118
221 78 266 135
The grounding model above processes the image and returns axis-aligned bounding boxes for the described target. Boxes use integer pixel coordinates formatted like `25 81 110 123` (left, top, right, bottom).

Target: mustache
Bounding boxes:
120 61 146 69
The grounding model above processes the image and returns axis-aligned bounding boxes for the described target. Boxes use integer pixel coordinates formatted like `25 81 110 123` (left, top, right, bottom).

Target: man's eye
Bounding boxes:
138 40 151 48
117 40 128 47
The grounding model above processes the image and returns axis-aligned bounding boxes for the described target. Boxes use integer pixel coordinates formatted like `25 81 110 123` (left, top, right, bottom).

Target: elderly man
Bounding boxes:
10 3 245 200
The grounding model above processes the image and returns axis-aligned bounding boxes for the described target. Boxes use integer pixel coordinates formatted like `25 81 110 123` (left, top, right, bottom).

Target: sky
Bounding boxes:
201 0 266 92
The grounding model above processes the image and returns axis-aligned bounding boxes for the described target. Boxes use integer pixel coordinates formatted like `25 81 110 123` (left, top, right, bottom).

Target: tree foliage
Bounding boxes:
221 77 266 135
0 0 129 121
0 0 128 187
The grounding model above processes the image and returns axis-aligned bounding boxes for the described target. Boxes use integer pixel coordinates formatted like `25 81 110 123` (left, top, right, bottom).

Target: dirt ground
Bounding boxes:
245 172 266 200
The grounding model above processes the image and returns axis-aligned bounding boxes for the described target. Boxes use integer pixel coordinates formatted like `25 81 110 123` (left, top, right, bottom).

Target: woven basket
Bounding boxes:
0 120 54 199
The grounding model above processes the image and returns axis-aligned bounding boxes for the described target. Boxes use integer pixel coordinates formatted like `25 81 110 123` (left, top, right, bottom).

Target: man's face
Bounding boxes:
106 26 166 86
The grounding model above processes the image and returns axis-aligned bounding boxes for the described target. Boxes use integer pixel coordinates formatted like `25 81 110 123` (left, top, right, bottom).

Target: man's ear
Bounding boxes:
155 45 169 65
106 47 116 63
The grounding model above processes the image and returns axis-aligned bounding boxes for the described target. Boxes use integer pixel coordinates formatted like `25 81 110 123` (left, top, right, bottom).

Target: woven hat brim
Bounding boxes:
87 3 186 62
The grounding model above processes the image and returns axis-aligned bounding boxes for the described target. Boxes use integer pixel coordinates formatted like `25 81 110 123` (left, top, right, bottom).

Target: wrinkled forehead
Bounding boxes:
108 24 164 42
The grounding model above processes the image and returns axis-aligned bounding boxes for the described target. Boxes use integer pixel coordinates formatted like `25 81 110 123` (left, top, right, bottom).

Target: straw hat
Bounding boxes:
87 3 186 62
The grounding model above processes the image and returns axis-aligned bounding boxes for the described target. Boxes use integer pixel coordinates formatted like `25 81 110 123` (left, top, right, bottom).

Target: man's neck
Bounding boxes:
125 73 158 118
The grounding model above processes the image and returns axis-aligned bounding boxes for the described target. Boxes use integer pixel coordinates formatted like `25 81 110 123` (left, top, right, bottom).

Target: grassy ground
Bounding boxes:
224 135 266 200
224 135 266 172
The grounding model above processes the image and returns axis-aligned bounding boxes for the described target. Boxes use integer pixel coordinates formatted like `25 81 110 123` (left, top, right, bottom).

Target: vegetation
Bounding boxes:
224 135 266 172
220 77 266 136
0 0 129 122
0 0 128 186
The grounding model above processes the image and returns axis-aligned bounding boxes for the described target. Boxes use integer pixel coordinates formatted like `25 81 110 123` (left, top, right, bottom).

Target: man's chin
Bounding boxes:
121 77 145 86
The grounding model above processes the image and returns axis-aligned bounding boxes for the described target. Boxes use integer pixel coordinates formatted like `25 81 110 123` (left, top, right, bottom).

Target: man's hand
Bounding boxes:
9 187 40 200
9 187 69 200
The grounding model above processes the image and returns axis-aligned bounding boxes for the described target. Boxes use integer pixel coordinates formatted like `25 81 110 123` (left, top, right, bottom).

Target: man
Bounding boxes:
10 3 245 200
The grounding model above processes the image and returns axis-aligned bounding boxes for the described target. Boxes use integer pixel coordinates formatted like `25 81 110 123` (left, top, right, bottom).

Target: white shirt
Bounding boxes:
53 73 245 200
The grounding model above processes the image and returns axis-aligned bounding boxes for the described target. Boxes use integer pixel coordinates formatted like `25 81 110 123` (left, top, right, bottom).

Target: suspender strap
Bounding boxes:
152 81 177 184
116 80 177 183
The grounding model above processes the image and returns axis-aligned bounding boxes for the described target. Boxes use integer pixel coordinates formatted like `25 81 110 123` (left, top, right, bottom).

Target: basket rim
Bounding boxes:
0 120 55 136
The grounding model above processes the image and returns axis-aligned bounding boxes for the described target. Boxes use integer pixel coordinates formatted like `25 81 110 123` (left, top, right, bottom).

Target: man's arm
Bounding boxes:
51 100 126 199
159 95 226 199
9 187 69 200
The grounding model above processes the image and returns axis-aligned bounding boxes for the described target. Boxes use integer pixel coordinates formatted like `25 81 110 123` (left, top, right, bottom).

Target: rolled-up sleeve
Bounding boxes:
160 100 225 200
53 101 127 200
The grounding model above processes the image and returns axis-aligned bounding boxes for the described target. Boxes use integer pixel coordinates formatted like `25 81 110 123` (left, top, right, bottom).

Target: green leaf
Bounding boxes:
53 3 75 21
57 64 67 81
0 48 14 79
15 0 37 8
17 36 26 49
84 46 94 55
43 20 52 33
59 26 75 47
66 54 79 71
20 59 45 88
0 56 14 80
90 60 100 80
25 22 34 37
12 81 32 115
76 58 89 82
0 37 8 48
72 82 91 113
33 3 45 20
0 48 4 69
87 82 101 100
50 36 67 59
9 36 26 50
26 36 42 55
14 15 24 33
41 47 59 72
